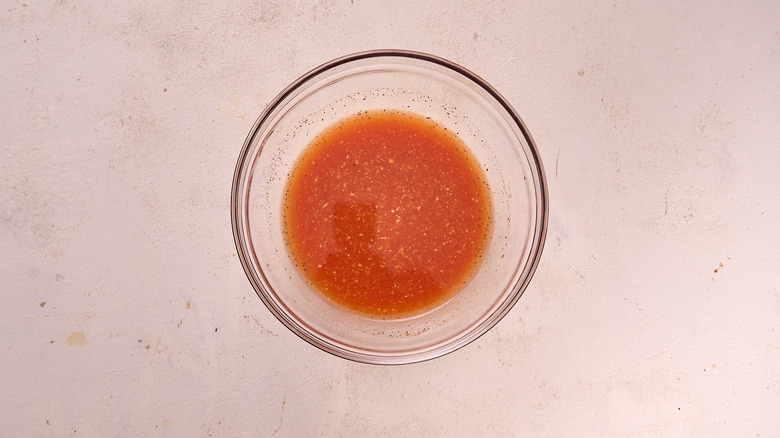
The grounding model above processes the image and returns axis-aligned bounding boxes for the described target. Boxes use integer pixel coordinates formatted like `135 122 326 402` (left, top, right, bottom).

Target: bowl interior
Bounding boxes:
233 52 547 364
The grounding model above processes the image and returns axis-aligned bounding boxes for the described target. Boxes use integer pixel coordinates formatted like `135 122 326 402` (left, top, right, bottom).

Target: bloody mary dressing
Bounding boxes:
283 110 492 318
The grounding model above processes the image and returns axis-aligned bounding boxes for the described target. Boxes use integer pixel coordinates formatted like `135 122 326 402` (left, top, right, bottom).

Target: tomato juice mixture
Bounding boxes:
282 110 492 318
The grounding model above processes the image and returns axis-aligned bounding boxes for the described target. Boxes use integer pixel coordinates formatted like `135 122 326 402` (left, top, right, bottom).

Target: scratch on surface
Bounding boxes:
249 315 278 336
99 363 153 376
272 396 286 435
555 147 560 179
609 348 670 378
24 314 60 319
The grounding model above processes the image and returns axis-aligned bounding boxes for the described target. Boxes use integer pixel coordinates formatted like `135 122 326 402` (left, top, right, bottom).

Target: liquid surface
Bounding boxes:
283 110 492 318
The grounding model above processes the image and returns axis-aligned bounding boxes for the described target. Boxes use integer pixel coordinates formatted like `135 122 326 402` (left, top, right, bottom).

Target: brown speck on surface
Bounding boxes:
185 301 191 309
40 301 46 307
578 70 585 76
145 344 150 350
163 87 167 92
66 331 87 347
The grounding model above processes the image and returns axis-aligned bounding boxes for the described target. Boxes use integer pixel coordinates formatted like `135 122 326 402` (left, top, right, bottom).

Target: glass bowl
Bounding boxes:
231 50 548 365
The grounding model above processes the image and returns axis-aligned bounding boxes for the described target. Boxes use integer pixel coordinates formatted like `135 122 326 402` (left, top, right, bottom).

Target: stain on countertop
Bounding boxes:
65 331 87 347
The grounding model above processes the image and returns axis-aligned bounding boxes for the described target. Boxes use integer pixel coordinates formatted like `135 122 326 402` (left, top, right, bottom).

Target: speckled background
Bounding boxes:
1 1 778 436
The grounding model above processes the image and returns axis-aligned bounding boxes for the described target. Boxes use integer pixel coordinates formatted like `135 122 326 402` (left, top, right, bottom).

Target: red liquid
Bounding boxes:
283 110 492 318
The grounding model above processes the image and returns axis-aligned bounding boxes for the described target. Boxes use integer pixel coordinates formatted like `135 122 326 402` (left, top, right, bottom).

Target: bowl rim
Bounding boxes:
231 49 549 365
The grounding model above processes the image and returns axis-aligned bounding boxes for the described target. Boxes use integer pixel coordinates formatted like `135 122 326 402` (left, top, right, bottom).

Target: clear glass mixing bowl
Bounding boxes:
231 50 548 364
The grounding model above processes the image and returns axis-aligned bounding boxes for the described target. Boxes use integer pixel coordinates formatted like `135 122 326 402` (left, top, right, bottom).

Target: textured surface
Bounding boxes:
1 1 779 436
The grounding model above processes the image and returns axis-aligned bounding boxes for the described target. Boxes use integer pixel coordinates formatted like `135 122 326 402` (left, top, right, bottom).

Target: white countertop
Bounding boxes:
2 1 778 436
